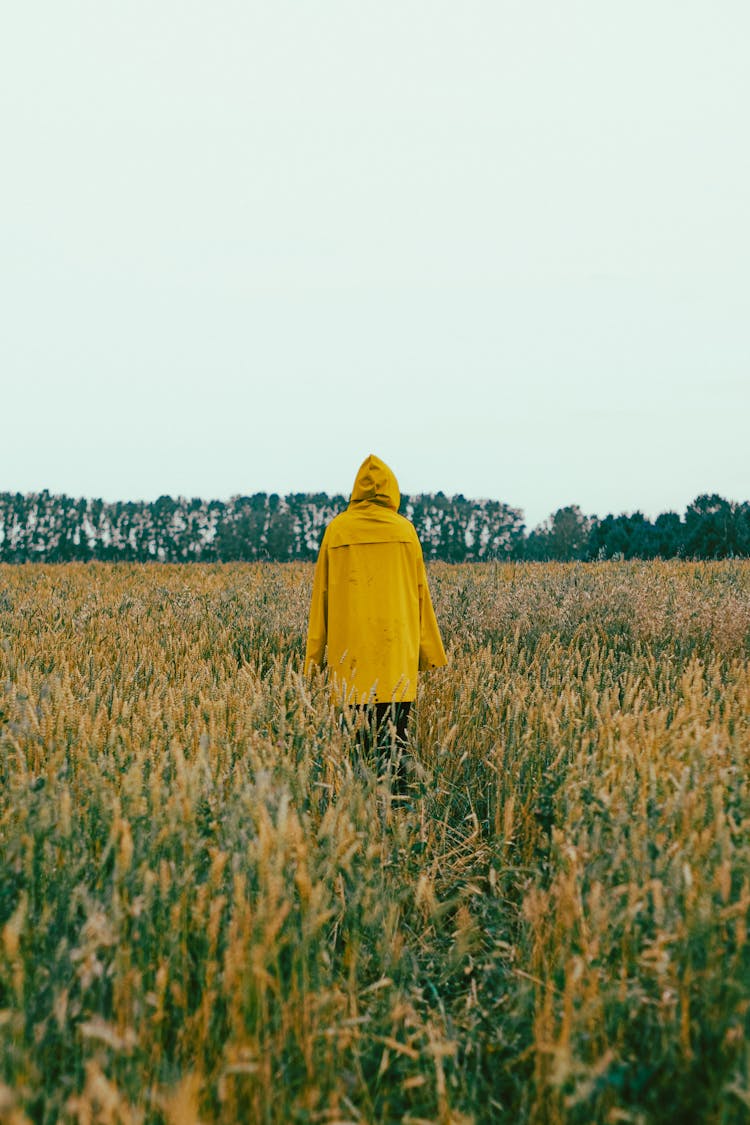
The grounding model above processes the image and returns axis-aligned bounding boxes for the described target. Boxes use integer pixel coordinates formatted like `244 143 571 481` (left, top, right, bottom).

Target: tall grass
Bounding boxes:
1 561 749 1124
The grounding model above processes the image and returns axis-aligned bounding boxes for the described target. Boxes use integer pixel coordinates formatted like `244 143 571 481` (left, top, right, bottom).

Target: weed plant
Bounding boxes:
1 561 749 1123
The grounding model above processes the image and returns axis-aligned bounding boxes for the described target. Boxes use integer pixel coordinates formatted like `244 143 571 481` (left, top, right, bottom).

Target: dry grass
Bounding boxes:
1 560 749 1124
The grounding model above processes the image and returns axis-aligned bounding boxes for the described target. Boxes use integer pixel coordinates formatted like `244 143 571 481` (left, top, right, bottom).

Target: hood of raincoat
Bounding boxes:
349 454 400 511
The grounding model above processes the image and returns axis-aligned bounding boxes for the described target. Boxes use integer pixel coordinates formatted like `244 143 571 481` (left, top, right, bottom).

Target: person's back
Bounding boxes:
305 454 447 708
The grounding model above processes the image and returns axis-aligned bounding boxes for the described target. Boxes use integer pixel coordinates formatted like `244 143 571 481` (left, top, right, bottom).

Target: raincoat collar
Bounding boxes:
349 454 400 511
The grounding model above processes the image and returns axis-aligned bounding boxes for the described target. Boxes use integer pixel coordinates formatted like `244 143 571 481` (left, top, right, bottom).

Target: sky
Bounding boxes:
2 1 748 530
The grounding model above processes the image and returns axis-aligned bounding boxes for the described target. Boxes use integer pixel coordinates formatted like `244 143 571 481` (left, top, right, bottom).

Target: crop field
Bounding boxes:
1 560 750 1125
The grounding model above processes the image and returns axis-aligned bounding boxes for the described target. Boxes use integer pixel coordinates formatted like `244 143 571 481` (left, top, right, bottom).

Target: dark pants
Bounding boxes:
349 702 412 792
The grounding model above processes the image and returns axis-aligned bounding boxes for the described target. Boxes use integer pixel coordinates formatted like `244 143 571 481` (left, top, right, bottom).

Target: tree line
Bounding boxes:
0 490 748 564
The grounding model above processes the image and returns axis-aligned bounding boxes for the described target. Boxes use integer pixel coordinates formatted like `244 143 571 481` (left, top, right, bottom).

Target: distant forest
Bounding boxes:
0 490 748 563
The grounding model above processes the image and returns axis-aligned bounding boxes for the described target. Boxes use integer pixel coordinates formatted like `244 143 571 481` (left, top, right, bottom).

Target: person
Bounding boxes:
304 454 447 788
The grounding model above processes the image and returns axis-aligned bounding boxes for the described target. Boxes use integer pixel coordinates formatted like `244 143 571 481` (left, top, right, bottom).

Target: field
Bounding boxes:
1 560 750 1125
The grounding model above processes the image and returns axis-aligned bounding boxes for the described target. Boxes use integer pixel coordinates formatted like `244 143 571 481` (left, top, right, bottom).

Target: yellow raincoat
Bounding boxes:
304 454 448 704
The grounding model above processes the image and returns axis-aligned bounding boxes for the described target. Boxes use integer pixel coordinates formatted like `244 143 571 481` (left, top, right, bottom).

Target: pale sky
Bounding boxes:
2 1 748 529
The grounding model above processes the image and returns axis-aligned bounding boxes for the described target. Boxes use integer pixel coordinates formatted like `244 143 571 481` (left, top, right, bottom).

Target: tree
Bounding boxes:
265 504 294 560
528 505 592 561
684 494 739 558
653 511 683 558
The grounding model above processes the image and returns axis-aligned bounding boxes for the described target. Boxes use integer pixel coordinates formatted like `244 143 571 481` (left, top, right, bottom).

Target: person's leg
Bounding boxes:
350 703 375 754
374 701 412 794
392 702 412 794
393 701 411 748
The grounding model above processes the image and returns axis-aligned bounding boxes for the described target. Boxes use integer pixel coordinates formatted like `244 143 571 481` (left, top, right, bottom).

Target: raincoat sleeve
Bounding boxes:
304 533 329 675
417 550 448 671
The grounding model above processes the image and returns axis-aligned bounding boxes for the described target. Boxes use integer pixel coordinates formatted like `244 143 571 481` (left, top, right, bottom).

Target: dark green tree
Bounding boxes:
528 505 592 561
684 494 739 558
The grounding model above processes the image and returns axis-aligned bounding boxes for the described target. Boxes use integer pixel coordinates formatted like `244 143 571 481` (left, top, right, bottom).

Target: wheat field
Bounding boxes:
1 561 749 1125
